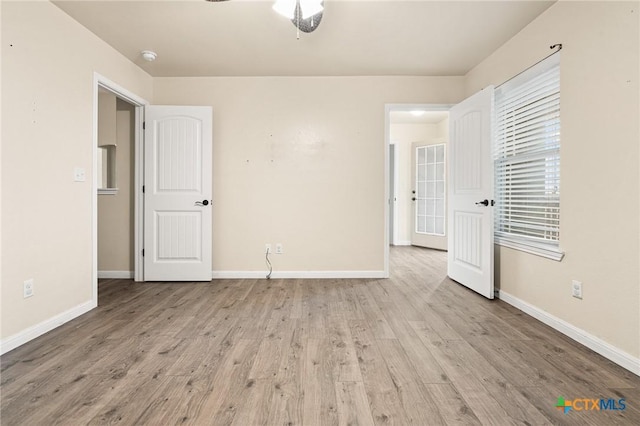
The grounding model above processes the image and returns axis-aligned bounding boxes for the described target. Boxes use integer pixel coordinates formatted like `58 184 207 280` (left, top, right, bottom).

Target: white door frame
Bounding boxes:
384 104 452 276
92 73 149 304
389 142 399 246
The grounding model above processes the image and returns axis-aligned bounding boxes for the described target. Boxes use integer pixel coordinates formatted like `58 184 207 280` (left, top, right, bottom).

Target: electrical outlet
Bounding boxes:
265 244 272 254
24 279 34 298
572 280 582 299
275 243 283 254
73 167 86 182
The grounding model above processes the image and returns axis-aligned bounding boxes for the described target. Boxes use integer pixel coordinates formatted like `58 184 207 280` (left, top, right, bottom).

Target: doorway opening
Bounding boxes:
92 74 148 306
384 104 451 275
96 88 136 277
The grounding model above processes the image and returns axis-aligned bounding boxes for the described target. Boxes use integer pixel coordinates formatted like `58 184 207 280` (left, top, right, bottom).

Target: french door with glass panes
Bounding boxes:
411 143 447 250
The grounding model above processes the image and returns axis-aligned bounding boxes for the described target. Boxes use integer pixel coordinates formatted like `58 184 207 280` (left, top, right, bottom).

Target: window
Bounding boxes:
416 144 446 236
494 53 563 260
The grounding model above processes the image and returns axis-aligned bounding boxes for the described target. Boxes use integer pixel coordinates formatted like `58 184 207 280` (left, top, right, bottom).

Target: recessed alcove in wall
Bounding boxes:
97 87 118 194
97 144 117 193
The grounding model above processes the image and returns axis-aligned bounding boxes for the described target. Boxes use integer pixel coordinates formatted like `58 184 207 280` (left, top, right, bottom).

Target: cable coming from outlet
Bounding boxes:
266 250 273 279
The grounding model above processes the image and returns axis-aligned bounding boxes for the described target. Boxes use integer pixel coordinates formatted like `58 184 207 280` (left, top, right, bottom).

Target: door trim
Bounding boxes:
92 73 149 305
384 104 452 275
390 142 399 246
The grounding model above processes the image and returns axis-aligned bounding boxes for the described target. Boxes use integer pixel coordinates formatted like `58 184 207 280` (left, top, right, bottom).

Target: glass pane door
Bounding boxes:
415 144 446 236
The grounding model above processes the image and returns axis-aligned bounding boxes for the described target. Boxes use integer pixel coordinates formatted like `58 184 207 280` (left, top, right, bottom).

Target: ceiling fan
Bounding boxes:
205 0 324 36
273 0 324 34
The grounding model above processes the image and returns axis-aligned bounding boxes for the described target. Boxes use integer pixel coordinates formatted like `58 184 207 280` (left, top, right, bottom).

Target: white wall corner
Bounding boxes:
498 290 640 377
211 270 387 280
0 300 96 356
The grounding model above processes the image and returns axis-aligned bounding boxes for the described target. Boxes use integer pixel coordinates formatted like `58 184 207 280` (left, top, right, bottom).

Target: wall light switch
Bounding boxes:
74 167 86 182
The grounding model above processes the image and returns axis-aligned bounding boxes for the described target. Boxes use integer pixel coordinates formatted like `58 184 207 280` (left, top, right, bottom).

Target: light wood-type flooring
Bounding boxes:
1 246 639 425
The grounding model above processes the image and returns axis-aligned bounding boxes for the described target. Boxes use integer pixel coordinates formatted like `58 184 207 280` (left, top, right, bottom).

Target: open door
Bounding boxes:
447 88 494 299
144 106 213 281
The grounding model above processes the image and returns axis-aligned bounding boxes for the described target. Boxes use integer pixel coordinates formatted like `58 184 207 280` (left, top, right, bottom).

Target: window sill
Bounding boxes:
98 188 119 195
495 237 564 261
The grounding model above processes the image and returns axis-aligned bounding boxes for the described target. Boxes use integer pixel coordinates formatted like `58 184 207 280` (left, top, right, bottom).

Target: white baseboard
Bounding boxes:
498 290 640 376
98 270 133 279
0 300 96 356
393 240 412 246
211 270 386 279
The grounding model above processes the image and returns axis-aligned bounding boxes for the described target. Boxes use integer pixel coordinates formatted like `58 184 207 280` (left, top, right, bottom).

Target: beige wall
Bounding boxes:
98 89 117 147
0 0 3 330
1 1 152 340
153 77 464 272
465 1 640 358
97 90 117 188
98 98 135 272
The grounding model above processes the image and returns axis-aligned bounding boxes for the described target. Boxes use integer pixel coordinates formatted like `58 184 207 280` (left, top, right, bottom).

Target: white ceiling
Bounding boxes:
53 0 555 77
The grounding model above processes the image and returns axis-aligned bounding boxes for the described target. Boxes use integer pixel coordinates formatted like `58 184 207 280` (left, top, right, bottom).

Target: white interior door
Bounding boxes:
447 87 494 299
411 142 447 250
144 106 212 281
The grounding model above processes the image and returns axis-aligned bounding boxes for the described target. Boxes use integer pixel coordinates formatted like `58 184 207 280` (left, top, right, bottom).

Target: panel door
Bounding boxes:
144 106 212 281
447 88 494 299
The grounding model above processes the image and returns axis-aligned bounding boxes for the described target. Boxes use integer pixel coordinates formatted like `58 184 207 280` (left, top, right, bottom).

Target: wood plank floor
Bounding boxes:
1 246 639 425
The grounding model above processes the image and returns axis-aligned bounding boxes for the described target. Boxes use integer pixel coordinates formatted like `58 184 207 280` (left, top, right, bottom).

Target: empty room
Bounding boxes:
1 0 639 425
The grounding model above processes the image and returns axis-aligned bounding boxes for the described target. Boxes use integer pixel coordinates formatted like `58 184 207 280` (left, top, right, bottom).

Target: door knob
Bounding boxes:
195 200 210 206
475 199 489 207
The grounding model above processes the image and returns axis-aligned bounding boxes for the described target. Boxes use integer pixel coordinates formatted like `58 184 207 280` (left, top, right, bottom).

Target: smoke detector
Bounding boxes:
141 50 157 62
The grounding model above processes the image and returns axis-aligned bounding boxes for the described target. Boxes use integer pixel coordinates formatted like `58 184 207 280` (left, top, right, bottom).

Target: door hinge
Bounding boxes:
142 185 145 193
142 249 145 257
143 121 145 130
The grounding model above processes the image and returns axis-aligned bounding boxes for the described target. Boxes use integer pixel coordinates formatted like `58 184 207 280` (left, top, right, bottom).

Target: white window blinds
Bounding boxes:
494 53 561 254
